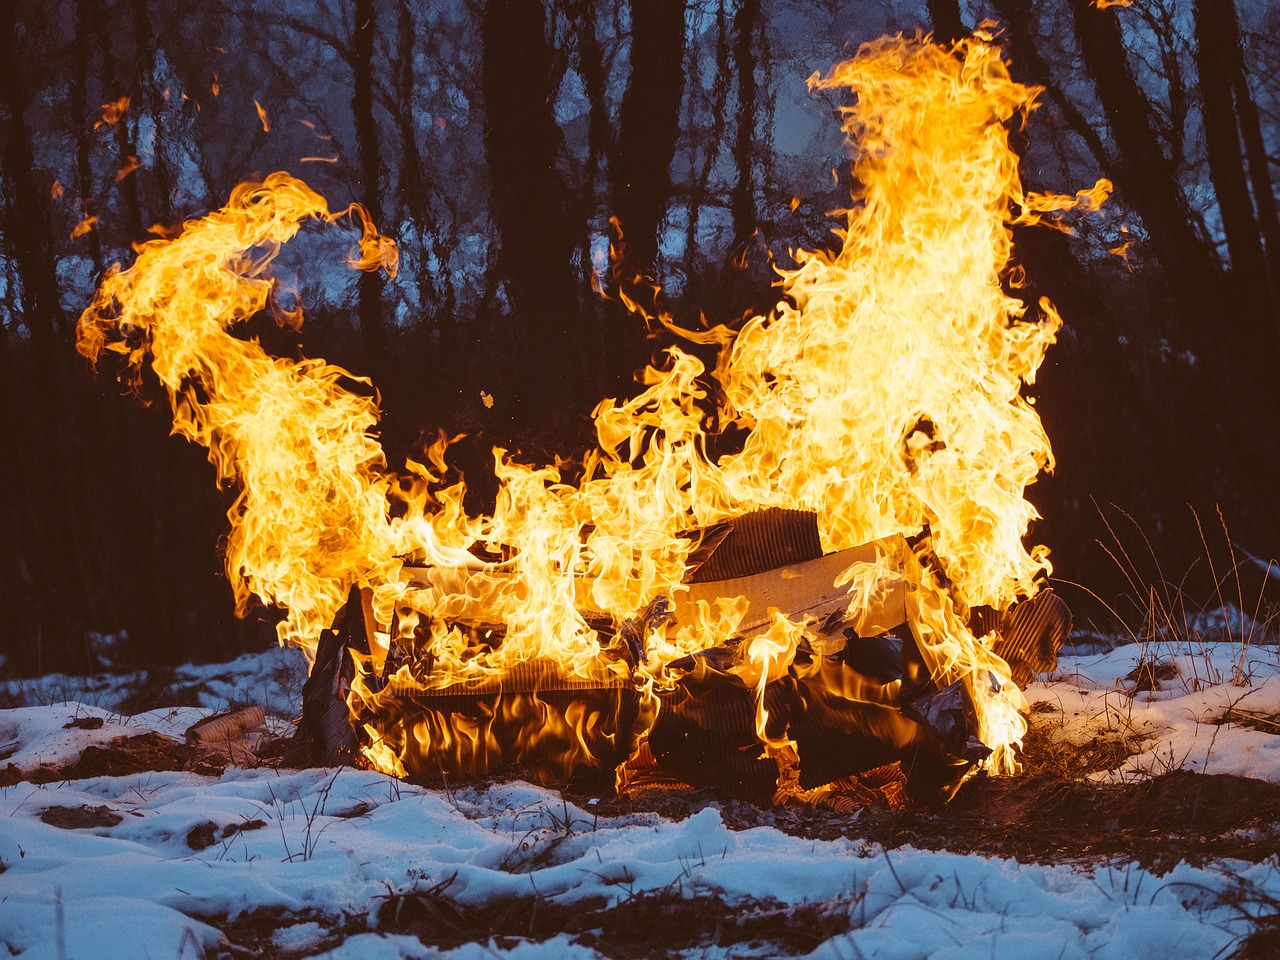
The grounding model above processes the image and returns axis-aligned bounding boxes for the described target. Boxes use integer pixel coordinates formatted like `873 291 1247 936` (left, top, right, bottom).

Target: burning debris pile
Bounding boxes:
78 35 1101 807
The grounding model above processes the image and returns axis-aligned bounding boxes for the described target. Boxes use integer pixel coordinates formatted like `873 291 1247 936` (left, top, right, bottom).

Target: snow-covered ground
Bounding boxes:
1 639 1279 959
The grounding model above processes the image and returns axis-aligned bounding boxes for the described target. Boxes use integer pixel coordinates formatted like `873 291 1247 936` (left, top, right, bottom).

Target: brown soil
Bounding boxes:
40 804 124 829
0 728 281 786
214 887 854 960
584 770 1280 874
13 702 1277 958
6 712 1280 874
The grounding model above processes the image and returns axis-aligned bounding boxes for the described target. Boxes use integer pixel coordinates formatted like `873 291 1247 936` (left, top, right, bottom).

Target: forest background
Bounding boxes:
2 0 1278 674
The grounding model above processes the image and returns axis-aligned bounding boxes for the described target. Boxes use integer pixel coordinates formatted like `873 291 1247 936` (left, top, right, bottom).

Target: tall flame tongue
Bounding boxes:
78 35 1106 784
77 174 402 653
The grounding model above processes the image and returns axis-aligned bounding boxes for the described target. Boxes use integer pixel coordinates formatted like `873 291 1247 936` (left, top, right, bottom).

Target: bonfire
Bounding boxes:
78 35 1104 808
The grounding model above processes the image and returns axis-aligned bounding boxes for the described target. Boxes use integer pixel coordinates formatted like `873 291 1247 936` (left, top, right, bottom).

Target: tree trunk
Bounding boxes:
927 0 967 45
989 0 1109 168
1212 0 1280 327
1194 0 1277 336
71 1 103 274
395 0 439 317
1070 0 1280 550
730 0 759 249
0 3 75 666
572 0 610 193
482 0 581 424
351 0 387 367
87 0 144 243
683 1 732 307
611 0 687 273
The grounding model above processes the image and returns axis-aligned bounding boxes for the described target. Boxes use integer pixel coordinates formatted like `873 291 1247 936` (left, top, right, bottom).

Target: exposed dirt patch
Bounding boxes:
8 705 1280 877
1217 709 1280 736
40 804 124 829
64 732 200 777
187 818 268 850
0 731 249 786
62 716 104 730
1020 716 1144 779
213 886 853 960
588 769 1280 874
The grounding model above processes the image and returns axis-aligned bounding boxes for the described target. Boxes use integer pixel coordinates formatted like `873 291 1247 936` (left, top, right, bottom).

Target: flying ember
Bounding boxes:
77 34 1106 804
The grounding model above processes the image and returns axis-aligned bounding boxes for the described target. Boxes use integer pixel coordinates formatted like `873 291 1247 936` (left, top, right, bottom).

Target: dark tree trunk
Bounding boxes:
927 0 968 45
683 1 732 306
602 0 687 399
1209 0 1280 327
395 0 438 316
0 3 75 667
1070 0 1280 551
87 0 144 243
131 0 171 226
1194 0 1277 335
1070 1 1222 315
482 0 581 425
730 0 759 248
611 0 686 273
989 0 1109 168
71 1 103 273
352 0 387 366
0 15 65 398
991 4 1198 598
572 0 610 194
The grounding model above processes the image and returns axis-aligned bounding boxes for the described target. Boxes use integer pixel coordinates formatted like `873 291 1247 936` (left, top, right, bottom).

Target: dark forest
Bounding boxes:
1 0 1278 675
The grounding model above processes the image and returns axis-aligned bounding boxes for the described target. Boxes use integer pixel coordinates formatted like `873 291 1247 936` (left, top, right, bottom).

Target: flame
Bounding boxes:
79 35 1106 790
115 156 142 182
254 100 271 133
79 174 402 650
94 96 130 130
71 215 98 240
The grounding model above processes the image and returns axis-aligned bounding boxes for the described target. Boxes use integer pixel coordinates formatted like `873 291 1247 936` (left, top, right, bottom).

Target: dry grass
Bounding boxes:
1058 504 1280 695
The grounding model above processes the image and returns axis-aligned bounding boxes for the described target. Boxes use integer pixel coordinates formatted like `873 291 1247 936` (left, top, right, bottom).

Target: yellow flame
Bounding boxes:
79 34 1106 785
78 174 404 653
93 96 130 130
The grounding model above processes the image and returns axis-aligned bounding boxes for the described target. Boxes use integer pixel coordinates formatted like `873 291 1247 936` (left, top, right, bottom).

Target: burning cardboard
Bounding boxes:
301 508 1069 806
78 35 1099 808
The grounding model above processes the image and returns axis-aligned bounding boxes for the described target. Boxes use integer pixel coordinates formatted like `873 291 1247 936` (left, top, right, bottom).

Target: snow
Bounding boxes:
1033 640 1280 782
0 645 306 717
0 640 1278 958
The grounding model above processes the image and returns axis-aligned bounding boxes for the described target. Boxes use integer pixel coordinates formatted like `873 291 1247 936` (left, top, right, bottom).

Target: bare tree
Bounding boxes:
352 0 387 366
611 0 687 273
482 0 581 421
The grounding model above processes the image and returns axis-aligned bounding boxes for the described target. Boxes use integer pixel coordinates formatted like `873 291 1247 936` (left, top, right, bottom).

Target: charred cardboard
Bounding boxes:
304 510 1065 806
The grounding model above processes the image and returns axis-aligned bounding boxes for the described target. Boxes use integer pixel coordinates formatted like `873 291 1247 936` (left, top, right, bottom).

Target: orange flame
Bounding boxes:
70 215 98 240
79 35 1106 785
79 174 401 650
115 156 142 182
93 96 130 130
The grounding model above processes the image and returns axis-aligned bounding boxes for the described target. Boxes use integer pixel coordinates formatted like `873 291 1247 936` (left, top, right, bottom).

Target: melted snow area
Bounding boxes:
0 640 1278 959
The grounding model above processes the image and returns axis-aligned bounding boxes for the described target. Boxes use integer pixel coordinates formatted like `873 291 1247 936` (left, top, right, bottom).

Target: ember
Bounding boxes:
78 34 1101 806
